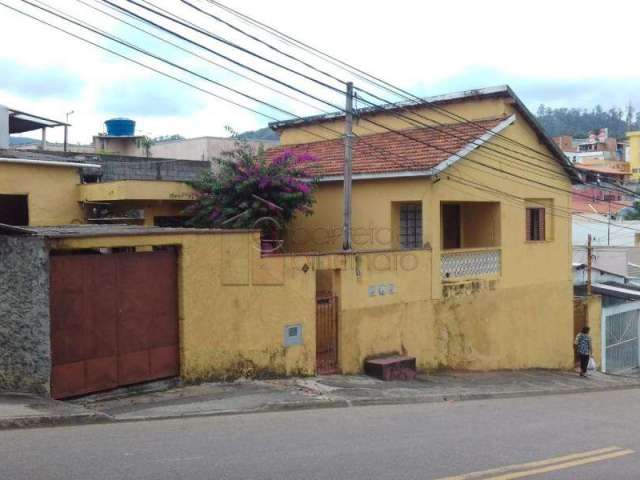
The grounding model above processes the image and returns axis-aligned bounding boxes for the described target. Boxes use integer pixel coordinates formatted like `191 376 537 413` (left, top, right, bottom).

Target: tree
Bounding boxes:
186 137 317 244
622 201 640 220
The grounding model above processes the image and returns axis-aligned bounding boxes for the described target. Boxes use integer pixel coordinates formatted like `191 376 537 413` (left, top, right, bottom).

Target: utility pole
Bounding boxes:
342 81 353 251
64 110 74 153
607 198 612 246
587 234 593 296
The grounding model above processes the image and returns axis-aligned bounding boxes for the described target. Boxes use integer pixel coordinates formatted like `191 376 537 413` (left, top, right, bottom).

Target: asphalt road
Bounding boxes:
2 389 640 480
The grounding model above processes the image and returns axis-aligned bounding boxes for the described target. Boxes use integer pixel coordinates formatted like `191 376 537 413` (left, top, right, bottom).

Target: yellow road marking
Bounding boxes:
482 449 634 480
435 446 627 480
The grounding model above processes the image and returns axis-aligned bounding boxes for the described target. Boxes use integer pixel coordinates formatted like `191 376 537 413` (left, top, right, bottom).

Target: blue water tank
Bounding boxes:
105 118 135 136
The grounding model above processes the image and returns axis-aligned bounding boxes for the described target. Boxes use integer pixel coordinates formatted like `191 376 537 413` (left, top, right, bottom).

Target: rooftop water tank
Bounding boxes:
105 118 135 136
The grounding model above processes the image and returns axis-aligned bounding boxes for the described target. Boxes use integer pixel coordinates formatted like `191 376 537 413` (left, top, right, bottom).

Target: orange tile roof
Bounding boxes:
266 117 506 178
572 196 631 215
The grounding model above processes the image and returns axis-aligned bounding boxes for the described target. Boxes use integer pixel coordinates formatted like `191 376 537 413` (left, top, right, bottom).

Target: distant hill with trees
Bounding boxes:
536 104 640 139
236 127 278 141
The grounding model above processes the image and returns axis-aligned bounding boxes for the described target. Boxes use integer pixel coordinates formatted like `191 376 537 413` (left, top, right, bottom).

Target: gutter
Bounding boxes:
0 157 101 169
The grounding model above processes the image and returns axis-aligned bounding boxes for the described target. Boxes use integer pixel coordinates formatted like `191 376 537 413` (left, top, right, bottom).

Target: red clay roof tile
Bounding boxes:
266 117 506 178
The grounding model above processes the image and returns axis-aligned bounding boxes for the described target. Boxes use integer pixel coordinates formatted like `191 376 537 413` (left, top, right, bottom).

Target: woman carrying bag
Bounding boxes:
575 326 593 377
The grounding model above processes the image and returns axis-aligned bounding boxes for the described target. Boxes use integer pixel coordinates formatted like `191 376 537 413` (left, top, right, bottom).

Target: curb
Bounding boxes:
4 382 640 429
0 412 112 431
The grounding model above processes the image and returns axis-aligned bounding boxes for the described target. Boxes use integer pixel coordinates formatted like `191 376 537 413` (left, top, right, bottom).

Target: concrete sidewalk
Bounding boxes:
76 369 640 423
0 392 109 430
3 370 640 429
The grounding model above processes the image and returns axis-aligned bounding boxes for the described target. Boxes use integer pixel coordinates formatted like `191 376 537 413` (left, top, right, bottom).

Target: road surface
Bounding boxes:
2 389 640 479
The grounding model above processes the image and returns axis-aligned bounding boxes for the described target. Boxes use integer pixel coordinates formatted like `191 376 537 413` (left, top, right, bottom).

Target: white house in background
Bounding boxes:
573 245 640 279
572 263 630 286
572 262 640 374
573 216 640 247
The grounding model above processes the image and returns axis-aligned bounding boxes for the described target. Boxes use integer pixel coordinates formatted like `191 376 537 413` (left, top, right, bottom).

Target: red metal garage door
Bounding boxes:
49 250 179 399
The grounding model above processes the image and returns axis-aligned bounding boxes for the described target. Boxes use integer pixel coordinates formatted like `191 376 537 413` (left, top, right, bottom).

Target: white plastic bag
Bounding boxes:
587 357 596 372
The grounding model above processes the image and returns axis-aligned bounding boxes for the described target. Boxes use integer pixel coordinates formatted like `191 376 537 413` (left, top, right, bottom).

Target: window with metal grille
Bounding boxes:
526 207 545 241
399 204 422 249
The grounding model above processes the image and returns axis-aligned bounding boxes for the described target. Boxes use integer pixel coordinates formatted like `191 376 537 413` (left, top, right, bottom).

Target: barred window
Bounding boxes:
526 207 545 241
400 204 422 249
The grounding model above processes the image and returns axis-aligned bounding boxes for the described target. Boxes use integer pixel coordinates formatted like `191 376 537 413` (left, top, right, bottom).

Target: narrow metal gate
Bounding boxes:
50 250 179 399
316 294 338 374
603 302 640 374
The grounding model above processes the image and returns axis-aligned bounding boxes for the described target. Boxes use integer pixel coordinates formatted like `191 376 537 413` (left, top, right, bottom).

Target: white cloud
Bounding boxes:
1 0 639 144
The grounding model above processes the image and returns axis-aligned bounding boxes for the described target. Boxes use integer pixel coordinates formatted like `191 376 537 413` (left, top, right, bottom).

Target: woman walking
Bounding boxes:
575 326 592 377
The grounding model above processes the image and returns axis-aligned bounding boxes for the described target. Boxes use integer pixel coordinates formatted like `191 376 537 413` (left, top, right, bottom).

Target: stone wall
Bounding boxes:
0 236 51 394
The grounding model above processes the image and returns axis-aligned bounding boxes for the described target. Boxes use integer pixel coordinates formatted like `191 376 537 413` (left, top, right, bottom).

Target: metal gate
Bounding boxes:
316 294 338 374
50 250 179 399
603 303 640 374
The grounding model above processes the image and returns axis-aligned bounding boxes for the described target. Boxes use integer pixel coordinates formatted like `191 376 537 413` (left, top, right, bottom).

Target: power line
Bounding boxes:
177 0 582 185
202 0 576 167
79 0 331 114
13 0 639 227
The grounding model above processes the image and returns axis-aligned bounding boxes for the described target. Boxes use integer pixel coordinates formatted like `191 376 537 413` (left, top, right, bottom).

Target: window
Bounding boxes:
399 204 422 249
526 207 545 241
0 195 29 226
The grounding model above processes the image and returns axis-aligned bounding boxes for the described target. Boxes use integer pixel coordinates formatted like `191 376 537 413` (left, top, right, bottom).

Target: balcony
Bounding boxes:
441 247 501 280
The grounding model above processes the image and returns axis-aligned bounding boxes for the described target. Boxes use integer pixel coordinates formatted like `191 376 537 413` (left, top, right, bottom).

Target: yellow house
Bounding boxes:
267 85 583 372
628 131 640 180
0 86 590 399
0 152 203 227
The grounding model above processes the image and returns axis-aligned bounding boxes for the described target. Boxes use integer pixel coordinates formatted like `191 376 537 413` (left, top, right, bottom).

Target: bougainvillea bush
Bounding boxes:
186 138 317 240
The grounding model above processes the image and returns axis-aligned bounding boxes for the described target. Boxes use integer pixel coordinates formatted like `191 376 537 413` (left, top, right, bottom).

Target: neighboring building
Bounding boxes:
572 216 640 246
554 129 628 163
628 131 640 180
574 245 640 280
0 148 209 227
0 104 70 151
267 85 581 373
149 136 278 161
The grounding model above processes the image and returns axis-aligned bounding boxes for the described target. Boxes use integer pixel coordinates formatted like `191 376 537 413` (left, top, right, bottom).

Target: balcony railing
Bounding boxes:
441 248 501 280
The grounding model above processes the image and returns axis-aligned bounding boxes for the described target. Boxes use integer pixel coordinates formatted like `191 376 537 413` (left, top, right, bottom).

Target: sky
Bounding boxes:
1 0 639 144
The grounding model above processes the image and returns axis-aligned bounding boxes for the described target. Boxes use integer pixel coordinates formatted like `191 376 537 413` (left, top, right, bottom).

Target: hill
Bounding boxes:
236 127 278 141
535 105 640 139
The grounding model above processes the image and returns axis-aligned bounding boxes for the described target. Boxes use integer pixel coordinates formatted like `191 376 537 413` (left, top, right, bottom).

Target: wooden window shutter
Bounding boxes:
526 208 532 240
539 208 546 241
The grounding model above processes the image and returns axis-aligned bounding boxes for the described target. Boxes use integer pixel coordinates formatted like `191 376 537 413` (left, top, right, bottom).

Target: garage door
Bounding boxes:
50 250 179 399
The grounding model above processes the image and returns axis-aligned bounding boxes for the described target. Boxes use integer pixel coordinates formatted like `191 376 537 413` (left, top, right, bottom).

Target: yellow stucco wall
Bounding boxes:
628 131 640 180
53 232 317 381
0 162 85 225
78 180 197 202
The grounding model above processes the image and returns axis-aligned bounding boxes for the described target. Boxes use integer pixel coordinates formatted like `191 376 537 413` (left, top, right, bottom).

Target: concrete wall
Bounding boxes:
0 162 85 225
0 236 51 394
95 155 210 182
313 250 573 374
52 231 317 382
150 137 278 162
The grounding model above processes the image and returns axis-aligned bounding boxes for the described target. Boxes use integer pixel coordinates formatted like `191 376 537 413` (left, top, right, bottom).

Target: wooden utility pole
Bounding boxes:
587 234 593 296
342 81 354 251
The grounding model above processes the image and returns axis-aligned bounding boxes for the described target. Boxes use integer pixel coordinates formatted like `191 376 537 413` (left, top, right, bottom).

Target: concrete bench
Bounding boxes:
364 356 417 381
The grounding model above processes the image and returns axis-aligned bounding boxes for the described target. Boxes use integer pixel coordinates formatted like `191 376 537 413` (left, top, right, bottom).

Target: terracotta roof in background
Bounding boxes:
575 164 630 176
266 117 506 178
572 196 631 215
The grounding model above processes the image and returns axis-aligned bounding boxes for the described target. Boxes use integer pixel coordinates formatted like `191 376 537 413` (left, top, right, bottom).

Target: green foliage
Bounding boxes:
536 104 640 139
186 136 317 238
622 201 640 220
